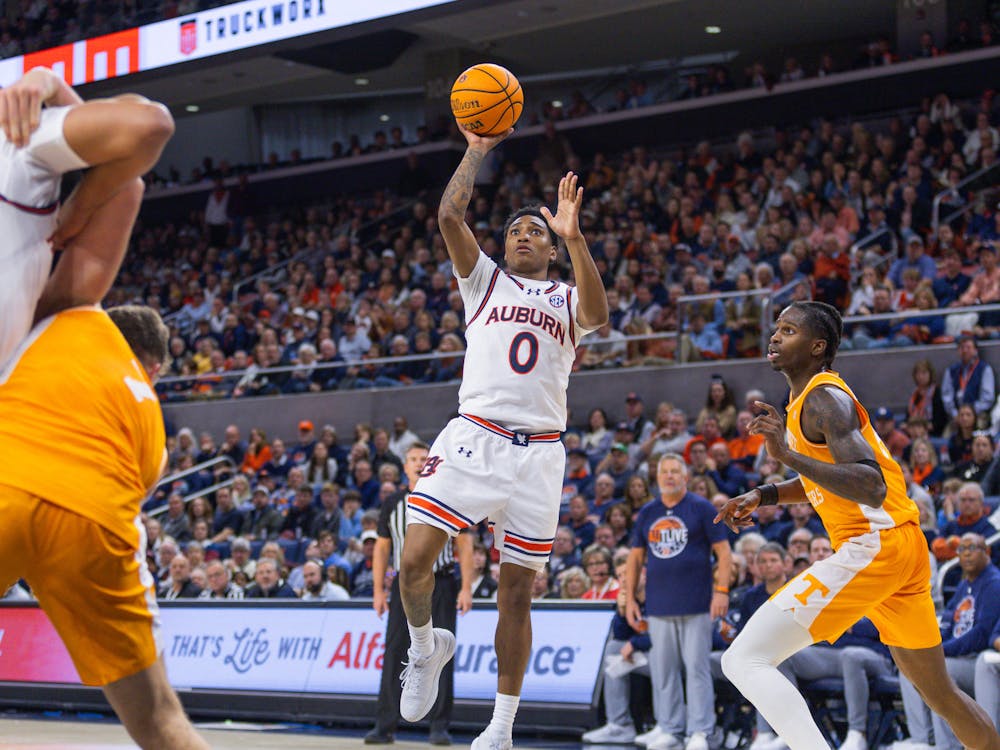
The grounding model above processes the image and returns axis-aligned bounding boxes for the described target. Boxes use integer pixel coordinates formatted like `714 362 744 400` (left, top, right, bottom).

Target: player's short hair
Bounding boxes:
503 205 558 247
406 441 430 455
108 305 168 369
787 301 842 367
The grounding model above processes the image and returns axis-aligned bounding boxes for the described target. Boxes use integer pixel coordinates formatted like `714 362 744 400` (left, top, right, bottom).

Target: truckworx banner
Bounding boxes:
0 604 612 704
0 0 454 88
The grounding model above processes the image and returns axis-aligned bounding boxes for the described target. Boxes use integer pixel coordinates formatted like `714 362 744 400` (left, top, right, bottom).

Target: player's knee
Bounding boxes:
720 645 744 683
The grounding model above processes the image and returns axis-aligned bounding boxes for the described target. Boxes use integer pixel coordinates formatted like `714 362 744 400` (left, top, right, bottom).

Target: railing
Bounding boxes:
933 528 1000 606
840 301 1000 328
146 456 237 516
155 328 687 399
931 161 1000 234
849 226 897 277
676 288 775 361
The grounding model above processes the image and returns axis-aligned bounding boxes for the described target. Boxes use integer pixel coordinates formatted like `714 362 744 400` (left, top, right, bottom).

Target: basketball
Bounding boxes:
450 63 523 136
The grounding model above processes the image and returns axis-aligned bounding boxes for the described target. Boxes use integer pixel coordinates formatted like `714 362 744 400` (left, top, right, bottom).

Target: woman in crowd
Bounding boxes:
948 403 979 465
187 495 214 528
688 473 718 500
241 427 272 475
909 436 945 496
581 545 620 600
558 567 591 599
604 504 633 549
624 475 655 519
581 407 614 465
907 358 948 436
302 441 338 489
696 375 737 437
469 540 498 600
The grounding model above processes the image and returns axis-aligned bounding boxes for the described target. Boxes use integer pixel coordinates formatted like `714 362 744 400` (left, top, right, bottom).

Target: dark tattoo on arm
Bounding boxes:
786 386 888 507
440 150 485 219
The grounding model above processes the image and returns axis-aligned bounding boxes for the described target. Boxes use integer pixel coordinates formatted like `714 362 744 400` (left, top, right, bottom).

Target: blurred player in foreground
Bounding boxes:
0 73 207 749
715 301 999 750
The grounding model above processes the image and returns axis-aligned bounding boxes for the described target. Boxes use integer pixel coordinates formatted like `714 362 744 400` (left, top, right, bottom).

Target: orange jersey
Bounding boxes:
785 370 918 549
0 307 166 548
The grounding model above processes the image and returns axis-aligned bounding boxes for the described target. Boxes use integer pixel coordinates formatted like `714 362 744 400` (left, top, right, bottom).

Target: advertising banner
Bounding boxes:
0 604 612 705
0 0 455 88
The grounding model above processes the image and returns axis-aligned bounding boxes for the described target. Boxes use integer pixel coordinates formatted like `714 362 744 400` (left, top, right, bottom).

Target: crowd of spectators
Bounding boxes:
125 82 1000 402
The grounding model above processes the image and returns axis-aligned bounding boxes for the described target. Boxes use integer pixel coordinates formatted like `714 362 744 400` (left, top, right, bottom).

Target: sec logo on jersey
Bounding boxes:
647 515 689 559
549 295 565 308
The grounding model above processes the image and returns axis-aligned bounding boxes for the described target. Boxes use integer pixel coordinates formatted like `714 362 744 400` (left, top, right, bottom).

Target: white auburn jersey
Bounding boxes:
0 105 88 369
456 252 599 433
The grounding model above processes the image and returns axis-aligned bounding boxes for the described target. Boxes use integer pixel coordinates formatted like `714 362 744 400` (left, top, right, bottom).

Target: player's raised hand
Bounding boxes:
540 171 583 240
459 125 512 153
749 401 789 461
714 489 763 533
0 76 44 147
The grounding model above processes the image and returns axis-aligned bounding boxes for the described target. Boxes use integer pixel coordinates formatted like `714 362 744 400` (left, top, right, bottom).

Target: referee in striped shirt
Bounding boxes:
366 441 473 746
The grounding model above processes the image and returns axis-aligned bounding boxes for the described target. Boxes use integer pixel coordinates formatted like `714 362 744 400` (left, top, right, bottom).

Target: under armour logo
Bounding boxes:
457 446 473 458
525 288 542 296
512 432 529 446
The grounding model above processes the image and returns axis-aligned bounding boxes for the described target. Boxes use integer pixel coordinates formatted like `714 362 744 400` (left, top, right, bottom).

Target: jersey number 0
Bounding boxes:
508 332 539 374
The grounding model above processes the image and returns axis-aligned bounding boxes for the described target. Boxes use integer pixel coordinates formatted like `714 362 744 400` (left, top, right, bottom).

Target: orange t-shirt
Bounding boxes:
0 307 166 548
785 370 918 549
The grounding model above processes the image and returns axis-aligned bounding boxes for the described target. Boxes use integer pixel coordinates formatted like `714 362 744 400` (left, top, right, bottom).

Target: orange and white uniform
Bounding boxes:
770 370 941 650
0 105 89 368
0 307 165 685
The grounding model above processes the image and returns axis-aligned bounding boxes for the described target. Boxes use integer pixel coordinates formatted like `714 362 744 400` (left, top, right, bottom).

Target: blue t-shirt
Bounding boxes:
631 492 728 617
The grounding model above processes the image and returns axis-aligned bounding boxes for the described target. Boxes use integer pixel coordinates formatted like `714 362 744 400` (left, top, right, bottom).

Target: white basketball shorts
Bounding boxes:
406 414 566 571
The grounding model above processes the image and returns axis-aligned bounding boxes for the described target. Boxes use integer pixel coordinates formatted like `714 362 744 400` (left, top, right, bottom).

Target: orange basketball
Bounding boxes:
450 63 523 136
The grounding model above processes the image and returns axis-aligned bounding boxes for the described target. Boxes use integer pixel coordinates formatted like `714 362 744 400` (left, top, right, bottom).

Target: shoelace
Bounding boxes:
399 650 431 688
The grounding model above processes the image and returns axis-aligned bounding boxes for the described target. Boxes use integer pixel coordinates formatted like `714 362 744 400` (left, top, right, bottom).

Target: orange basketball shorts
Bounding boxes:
0 484 161 685
771 522 941 649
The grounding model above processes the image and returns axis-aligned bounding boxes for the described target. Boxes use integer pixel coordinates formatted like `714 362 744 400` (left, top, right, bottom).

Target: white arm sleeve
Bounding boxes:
26 106 89 173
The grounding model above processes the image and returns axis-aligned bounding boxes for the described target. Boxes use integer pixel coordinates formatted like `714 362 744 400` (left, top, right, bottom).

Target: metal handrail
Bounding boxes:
933 529 1000 605
148 477 239 518
676 288 774 363
146 456 236 513
932 161 1000 233
156 329 683 389
849 226 897 273
841 302 1000 326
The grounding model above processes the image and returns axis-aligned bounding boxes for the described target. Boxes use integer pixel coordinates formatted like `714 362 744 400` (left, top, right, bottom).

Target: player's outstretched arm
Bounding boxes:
540 171 608 329
51 95 174 249
437 126 510 278
713 479 807 532
33 178 144 322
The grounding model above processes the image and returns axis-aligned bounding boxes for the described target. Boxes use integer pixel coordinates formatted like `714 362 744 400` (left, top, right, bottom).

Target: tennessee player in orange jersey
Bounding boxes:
0 114 207 749
715 301 1000 750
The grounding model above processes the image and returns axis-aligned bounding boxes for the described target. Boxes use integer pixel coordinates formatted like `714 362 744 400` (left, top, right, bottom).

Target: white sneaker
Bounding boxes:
755 737 789 750
581 722 637 744
647 733 683 750
636 725 667 747
685 732 709 750
399 628 456 723
470 727 513 750
749 732 778 750
889 742 934 750
838 729 868 750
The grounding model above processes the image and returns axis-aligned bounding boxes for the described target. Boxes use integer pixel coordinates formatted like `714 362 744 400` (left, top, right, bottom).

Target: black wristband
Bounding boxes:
758 483 779 506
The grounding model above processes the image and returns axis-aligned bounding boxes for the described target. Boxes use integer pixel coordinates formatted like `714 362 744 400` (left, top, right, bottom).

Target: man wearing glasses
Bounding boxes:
898 534 1000 749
